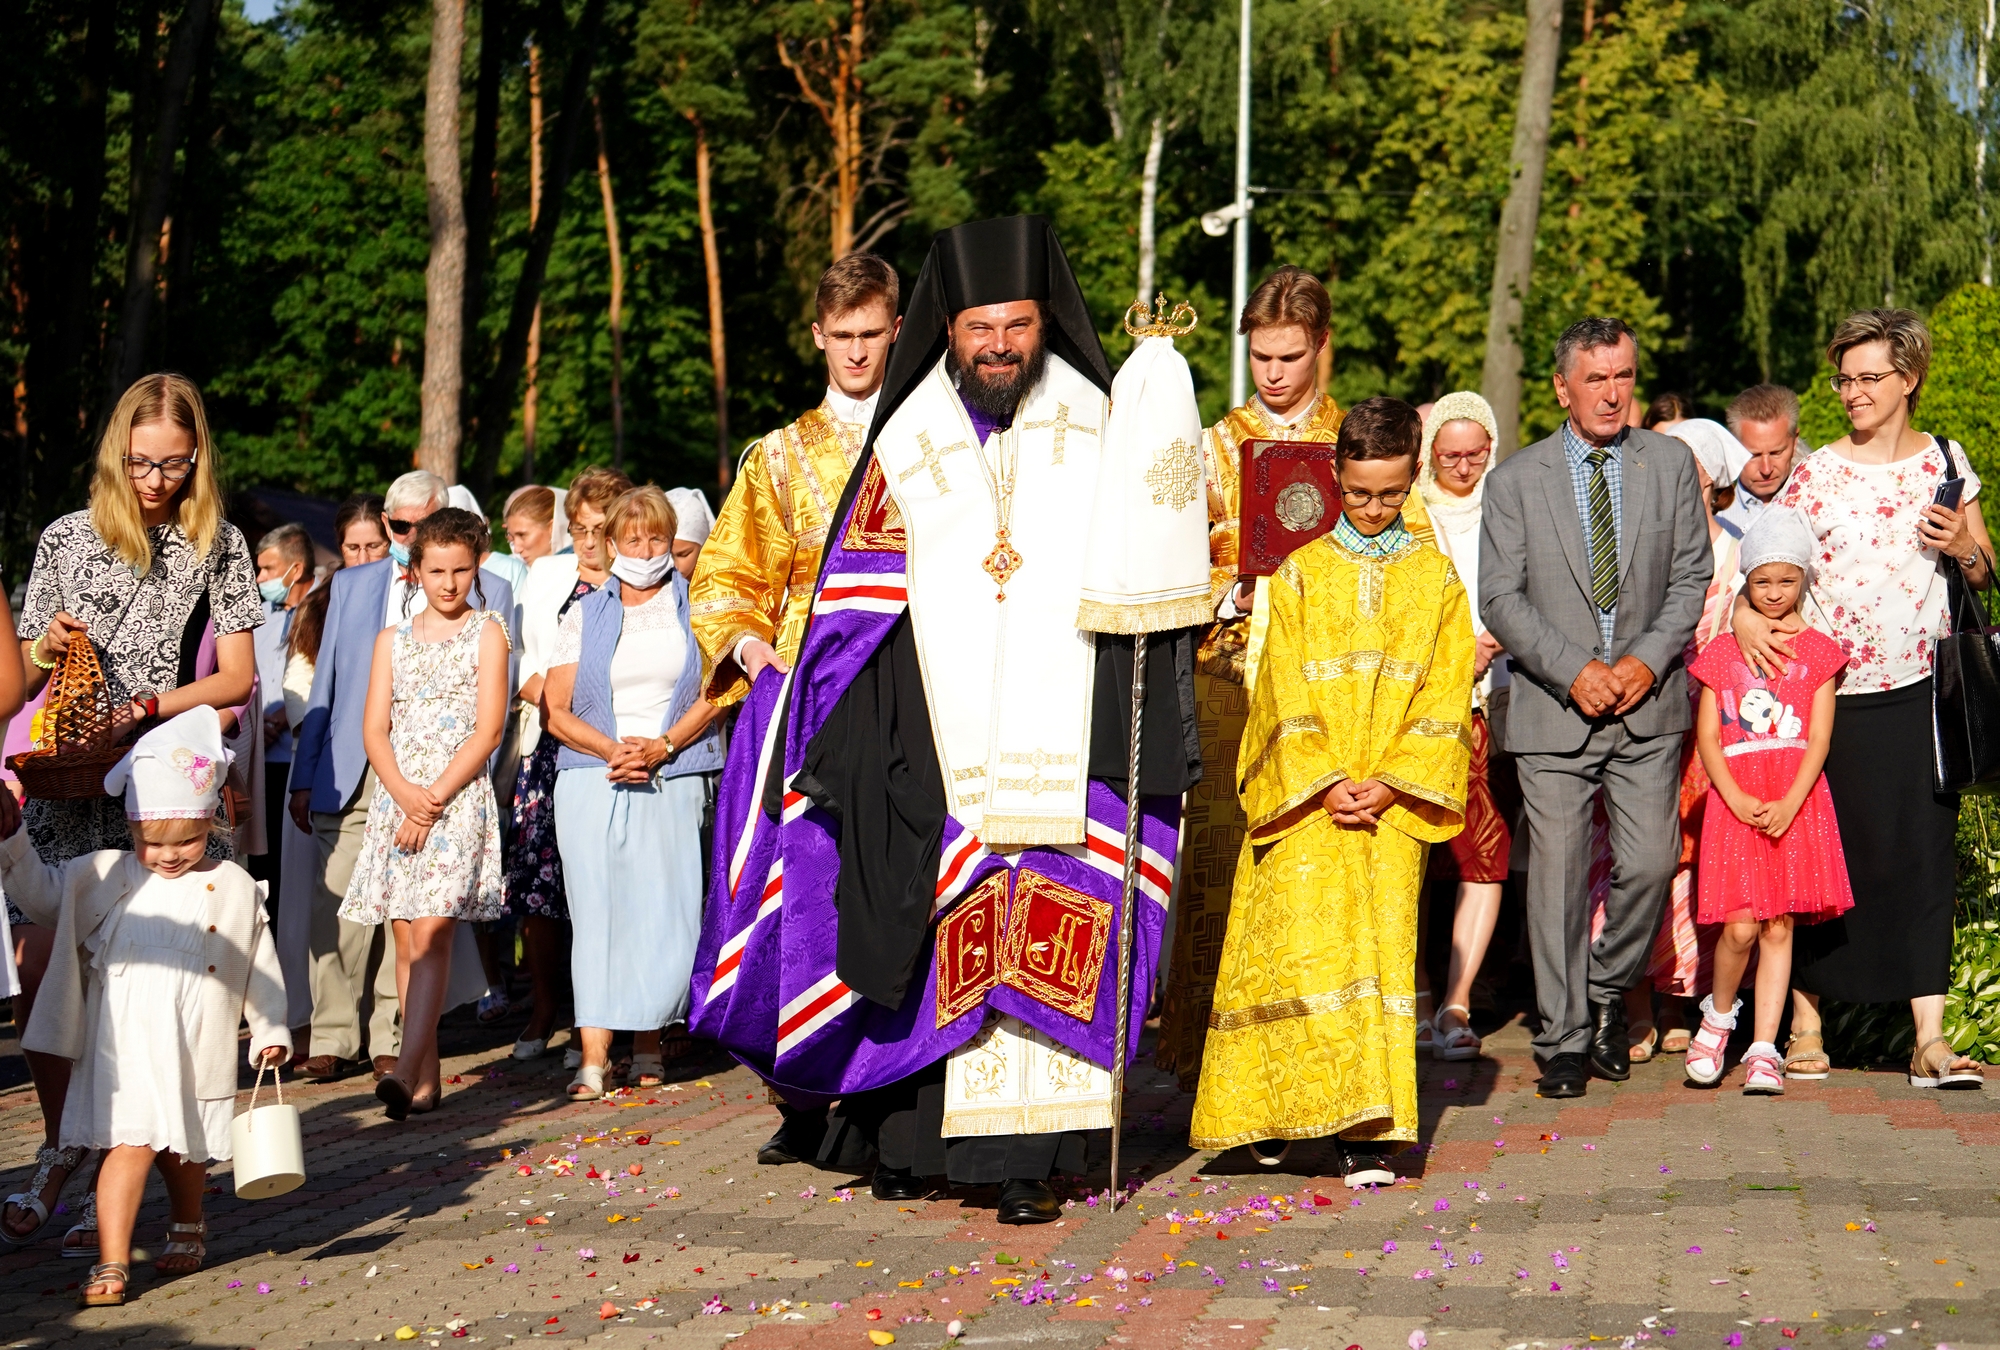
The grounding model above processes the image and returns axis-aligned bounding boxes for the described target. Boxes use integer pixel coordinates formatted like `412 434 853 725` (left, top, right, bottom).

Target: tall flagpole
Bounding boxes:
1228 0 1252 406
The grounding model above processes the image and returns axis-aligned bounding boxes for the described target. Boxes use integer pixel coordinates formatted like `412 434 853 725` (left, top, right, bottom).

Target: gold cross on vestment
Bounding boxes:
1020 402 1099 465
898 432 968 494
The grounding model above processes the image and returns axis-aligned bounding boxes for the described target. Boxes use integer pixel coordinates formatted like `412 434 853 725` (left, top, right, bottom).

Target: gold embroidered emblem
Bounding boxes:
1274 480 1326 532
1021 402 1099 465
935 872 1007 1027
999 870 1113 1020
898 431 968 495
841 459 907 553
1143 436 1202 511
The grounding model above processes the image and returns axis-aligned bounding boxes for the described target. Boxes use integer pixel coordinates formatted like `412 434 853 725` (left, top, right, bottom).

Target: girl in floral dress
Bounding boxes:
341 508 511 1120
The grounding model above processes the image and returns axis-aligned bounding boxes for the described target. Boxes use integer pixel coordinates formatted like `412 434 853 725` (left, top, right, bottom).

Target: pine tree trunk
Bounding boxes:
593 97 626 472
102 0 220 418
419 0 468 483
1481 0 1563 457
690 112 731 491
522 45 543 483
1136 114 1165 305
461 0 508 429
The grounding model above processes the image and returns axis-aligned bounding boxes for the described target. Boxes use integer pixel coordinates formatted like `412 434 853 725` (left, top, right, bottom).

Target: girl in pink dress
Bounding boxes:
1684 508 1854 1094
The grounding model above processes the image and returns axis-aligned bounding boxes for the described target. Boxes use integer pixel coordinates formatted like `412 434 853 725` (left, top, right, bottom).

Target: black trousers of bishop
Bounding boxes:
816 1056 1089 1184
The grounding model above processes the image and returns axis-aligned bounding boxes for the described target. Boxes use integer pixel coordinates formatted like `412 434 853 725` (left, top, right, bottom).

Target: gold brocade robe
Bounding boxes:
1158 393 1440 1089
1187 530 1473 1149
688 401 866 706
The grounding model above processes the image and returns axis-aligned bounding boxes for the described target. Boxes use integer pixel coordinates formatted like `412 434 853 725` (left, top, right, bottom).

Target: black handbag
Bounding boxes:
1930 439 2000 794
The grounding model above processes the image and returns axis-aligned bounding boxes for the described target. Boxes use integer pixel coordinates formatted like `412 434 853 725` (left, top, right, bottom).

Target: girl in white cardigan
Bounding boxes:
0 707 289 1307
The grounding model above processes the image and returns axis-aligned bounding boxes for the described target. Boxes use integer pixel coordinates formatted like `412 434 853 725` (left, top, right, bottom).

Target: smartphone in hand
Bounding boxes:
1936 476 1967 511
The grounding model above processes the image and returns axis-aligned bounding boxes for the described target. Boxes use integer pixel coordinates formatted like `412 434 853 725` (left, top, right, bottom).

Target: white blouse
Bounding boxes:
518 554 583 684
1779 438 1982 694
552 588 687 741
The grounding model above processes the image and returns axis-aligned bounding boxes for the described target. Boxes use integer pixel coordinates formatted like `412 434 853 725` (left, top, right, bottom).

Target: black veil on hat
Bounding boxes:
859 215 1112 456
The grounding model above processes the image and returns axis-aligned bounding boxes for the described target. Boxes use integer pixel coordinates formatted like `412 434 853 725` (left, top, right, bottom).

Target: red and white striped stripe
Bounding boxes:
813 571 908 617
1074 818 1174 908
776 971 858 1058
933 828 991 914
725 667 795 901
781 783 811 824
708 858 783 999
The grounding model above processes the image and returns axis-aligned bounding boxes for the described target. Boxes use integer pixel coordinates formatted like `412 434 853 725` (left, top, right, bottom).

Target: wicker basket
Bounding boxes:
6 637 131 800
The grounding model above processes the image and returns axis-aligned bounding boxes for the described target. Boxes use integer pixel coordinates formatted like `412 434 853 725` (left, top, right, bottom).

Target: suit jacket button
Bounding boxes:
208 924 217 932
207 965 216 973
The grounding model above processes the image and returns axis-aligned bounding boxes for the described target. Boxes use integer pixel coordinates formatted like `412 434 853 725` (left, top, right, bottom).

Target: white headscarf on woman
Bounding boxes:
1418 390 1501 532
1670 418 1752 490
550 486 569 552
666 487 715 546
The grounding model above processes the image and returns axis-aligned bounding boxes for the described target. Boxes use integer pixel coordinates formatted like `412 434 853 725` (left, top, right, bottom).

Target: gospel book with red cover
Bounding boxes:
1239 438 1341 576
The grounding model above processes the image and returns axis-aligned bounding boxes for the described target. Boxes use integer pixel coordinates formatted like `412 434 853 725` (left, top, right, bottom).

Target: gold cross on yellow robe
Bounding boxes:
1188 528 1473 1151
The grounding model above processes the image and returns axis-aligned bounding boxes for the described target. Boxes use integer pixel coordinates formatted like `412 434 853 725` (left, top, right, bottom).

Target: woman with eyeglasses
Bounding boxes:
1733 309 1993 1089
503 467 632 1063
1411 393 1511 1062
7 373 263 1255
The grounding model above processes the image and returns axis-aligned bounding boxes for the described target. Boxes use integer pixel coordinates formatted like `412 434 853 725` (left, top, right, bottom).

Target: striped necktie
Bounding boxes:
1585 445 1619 611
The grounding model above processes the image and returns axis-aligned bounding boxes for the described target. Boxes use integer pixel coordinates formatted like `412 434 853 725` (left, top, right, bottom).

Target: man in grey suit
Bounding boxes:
1479 318 1711 1098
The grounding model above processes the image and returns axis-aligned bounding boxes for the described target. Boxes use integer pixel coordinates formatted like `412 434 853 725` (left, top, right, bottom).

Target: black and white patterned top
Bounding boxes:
17 510 264 706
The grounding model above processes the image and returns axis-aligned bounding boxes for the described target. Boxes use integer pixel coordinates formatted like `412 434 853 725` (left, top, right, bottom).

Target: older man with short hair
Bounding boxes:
1717 383 1805 537
252 522 316 886
289 470 518 1081
1479 318 1711 1099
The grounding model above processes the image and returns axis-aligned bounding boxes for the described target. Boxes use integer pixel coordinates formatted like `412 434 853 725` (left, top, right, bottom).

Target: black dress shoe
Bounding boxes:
1333 1141 1395 1189
757 1106 829 1165
1537 1051 1589 1099
996 1178 1061 1224
870 1167 929 1201
1589 998 1631 1080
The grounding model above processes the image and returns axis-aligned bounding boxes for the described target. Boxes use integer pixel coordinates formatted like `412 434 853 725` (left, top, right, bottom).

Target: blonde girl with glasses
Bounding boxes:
8 373 264 1256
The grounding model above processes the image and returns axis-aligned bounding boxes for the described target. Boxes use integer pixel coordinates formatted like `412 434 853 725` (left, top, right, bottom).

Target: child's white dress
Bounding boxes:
60 861 236 1162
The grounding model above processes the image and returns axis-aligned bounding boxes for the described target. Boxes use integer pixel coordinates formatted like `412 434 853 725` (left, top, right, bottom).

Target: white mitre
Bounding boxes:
1076 333 1213 635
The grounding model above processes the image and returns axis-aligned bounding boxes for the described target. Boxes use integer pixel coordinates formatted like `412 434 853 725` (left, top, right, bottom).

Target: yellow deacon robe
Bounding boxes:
1188 527 1472 1150
688 400 866 707
1157 393 1440 1089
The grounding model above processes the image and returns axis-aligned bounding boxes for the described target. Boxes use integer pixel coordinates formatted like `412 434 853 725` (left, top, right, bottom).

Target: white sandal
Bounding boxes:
568 1064 606 1101
2 1144 82 1248
60 1190 99 1259
628 1053 666 1087
1433 1005 1482 1061
155 1219 207 1275
1684 995 1738 1087
1414 991 1436 1055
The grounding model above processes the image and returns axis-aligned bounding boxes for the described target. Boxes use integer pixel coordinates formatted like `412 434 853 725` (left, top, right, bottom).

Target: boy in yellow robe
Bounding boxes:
1189 396 1474 1186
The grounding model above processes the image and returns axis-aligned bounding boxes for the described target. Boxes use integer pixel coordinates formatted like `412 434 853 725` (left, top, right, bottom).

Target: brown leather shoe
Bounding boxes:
300 1055 356 1082
372 1055 399 1081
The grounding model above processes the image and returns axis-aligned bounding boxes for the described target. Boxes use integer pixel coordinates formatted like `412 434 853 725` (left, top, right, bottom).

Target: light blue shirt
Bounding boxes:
1560 421 1625 654
253 598 295 762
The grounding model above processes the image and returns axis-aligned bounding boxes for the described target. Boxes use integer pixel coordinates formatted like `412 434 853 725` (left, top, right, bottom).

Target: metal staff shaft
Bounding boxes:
1108 635 1147 1211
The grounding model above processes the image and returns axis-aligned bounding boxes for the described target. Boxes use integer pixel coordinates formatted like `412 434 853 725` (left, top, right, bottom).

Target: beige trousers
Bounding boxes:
308 768 401 1061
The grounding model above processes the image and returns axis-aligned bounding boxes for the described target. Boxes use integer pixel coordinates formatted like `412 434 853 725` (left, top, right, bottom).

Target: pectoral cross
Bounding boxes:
898 432 968 495
1021 402 1099 465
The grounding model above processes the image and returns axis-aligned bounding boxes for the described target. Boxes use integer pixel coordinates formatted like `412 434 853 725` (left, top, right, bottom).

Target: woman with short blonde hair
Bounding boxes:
8 372 263 1254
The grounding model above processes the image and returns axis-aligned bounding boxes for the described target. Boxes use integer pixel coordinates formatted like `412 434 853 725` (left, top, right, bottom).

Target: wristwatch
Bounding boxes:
131 690 160 725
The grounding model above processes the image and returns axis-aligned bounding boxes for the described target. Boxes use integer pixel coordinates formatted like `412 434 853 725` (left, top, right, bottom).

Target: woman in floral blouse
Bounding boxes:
1733 310 1991 1089
6 373 263 1253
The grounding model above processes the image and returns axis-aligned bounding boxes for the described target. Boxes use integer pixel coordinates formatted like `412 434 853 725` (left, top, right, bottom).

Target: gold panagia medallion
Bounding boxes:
982 528 1024 600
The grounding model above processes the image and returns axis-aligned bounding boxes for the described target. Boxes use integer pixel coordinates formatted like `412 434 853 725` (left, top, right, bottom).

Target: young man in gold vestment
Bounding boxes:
690 252 901 707
1158 267 1435 1089
689 251 898 1167
1188 397 1472 1187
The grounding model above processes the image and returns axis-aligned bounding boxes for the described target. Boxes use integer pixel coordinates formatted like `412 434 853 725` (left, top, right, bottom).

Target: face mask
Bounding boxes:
610 551 674 590
258 564 298 605
390 540 411 567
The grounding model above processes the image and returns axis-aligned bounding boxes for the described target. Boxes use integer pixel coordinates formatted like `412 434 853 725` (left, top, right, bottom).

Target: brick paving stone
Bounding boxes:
0 1012 1992 1349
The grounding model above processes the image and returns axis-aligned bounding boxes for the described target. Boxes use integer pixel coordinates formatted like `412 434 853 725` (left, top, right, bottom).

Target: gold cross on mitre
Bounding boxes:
1020 402 1099 466
897 431 968 495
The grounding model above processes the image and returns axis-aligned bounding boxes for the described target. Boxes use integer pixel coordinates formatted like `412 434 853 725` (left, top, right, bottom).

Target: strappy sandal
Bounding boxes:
77 1260 128 1308
568 1064 606 1101
155 1219 206 1275
628 1053 666 1087
1910 1036 1985 1090
2 1143 82 1248
1628 1020 1660 1064
1783 1027 1831 1080
1433 1005 1482 1061
61 1190 99 1259
1660 1024 1692 1055
1685 995 1739 1087
1741 1046 1785 1095
660 1024 695 1062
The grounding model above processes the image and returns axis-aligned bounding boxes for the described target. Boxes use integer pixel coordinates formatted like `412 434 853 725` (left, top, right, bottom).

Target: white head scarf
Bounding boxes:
1740 505 1816 581
1418 391 1500 529
666 488 715 546
1670 418 1752 489
104 706 233 821
447 484 487 520
550 486 569 552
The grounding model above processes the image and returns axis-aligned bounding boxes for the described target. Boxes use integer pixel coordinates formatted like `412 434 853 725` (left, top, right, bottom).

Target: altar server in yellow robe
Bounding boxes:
691 252 901 708
1189 395 1473 1187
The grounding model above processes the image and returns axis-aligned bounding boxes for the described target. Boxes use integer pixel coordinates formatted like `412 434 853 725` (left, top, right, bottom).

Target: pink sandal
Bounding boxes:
1741 1044 1784 1095
1685 995 1739 1087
